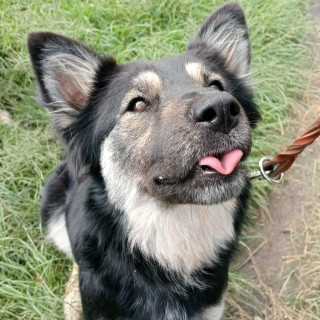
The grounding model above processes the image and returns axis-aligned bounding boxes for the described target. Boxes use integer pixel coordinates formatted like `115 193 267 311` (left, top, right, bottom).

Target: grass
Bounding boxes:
0 0 311 319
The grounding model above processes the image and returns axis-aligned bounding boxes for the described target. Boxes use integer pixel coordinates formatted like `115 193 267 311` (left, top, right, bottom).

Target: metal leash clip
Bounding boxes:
249 117 320 182
248 156 284 183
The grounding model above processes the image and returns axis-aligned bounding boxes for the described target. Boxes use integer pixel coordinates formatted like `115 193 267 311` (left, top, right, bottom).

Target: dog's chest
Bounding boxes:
125 196 237 274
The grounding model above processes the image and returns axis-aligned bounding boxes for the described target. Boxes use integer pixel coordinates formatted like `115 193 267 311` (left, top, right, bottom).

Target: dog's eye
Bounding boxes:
128 98 149 112
209 80 224 91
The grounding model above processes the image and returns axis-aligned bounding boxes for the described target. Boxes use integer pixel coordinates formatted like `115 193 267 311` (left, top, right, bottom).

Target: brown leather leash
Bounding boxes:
249 117 320 183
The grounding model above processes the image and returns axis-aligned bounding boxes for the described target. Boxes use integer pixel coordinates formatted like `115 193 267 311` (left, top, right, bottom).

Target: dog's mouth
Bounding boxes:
149 146 249 204
197 149 244 175
153 148 246 186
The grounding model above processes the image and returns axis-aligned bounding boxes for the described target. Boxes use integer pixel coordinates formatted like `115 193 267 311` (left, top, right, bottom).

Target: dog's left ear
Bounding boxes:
188 3 251 78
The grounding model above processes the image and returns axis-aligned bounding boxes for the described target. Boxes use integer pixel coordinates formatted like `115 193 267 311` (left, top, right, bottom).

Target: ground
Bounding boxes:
233 1 320 318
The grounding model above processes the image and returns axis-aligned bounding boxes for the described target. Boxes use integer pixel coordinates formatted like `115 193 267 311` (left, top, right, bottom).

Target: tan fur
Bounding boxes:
120 114 152 152
59 73 89 107
185 62 206 85
42 51 99 131
43 52 98 107
185 62 224 87
64 262 82 320
132 71 162 96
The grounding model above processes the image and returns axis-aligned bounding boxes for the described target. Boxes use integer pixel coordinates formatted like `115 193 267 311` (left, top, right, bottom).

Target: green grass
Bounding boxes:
0 0 309 319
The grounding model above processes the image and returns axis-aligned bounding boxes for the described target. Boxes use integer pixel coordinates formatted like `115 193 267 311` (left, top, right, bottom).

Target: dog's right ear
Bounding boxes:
27 32 115 133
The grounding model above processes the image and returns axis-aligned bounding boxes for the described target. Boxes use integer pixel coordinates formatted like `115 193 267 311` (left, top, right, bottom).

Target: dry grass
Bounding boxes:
227 203 320 320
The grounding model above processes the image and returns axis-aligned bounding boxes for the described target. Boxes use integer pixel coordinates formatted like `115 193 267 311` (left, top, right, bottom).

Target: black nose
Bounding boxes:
192 94 240 133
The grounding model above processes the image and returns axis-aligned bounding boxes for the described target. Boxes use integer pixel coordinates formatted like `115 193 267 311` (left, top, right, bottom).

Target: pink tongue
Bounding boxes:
198 149 243 175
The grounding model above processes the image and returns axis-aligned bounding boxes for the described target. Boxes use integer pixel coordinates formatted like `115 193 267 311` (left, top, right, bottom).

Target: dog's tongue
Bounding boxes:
198 149 243 175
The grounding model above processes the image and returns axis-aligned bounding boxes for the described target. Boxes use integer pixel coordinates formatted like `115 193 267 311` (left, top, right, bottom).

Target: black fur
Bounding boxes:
45 171 250 320
28 3 259 319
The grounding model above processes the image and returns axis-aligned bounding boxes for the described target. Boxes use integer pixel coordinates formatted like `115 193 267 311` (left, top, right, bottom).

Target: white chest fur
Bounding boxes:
125 194 236 274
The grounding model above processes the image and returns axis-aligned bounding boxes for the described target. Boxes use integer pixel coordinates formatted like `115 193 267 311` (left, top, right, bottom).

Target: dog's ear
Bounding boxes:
27 32 113 132
188 3 251 78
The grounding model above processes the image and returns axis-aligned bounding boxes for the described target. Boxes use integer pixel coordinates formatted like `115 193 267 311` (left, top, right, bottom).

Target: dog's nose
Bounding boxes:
192 94 240 133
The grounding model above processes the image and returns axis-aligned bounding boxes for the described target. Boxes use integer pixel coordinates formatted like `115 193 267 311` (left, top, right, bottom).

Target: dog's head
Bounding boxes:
28 3 259 207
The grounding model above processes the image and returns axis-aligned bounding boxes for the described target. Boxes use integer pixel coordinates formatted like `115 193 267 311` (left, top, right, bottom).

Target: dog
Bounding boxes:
28 3 260 319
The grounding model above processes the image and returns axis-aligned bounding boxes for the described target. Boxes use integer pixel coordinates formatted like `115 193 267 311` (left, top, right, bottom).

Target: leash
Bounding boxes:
249 117 320 183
